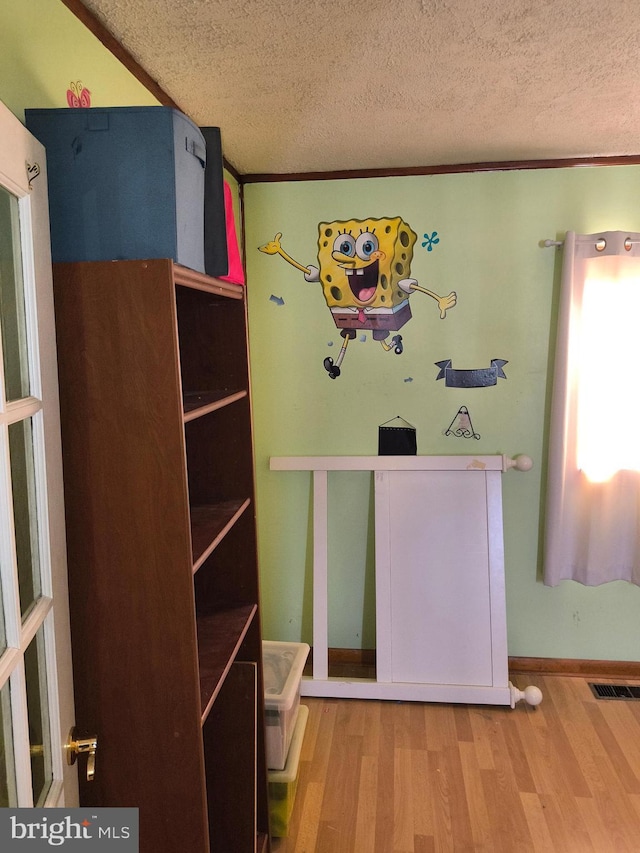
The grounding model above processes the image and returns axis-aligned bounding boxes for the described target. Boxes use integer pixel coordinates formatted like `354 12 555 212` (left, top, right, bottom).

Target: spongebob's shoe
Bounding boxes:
323 357 341 379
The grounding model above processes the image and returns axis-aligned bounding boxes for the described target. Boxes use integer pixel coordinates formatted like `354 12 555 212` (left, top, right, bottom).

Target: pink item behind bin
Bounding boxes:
219 181 245 285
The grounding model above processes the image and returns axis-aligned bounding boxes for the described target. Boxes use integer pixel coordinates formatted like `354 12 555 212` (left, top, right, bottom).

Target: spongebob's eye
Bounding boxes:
355 232 379 260
333 234 356 256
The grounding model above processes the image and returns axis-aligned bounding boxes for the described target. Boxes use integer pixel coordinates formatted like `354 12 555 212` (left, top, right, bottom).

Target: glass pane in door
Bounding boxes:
8 418 42 618
0 681 17 807
0 186 30 402
25 625 52 806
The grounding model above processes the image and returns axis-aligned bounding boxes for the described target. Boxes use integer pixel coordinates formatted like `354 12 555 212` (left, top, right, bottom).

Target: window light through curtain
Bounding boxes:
544 230 640 587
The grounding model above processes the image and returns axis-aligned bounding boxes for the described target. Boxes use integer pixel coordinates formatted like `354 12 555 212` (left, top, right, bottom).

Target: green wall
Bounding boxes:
245 170 640 661
0 0 160 119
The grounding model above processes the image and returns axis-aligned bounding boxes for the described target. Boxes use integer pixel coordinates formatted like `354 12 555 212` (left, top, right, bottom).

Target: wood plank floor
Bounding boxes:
271 675 640 852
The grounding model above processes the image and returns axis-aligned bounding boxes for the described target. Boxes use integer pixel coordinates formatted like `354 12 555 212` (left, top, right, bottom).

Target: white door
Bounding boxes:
0 101 78 807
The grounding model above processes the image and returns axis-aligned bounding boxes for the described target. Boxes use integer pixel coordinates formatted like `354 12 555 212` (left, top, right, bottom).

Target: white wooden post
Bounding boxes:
312 469 328 681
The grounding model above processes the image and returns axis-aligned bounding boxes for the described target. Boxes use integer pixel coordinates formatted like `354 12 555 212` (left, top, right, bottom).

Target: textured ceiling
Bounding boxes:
79 0 640 176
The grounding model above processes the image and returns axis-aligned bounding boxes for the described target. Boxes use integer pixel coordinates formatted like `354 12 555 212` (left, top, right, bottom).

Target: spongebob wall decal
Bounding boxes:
259 217 457 378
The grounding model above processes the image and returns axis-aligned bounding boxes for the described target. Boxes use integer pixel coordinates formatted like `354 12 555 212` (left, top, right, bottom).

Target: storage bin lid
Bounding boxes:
262 641 310 709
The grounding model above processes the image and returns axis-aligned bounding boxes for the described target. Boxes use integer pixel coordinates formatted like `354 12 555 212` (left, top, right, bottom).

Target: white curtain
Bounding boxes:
544 230 640 586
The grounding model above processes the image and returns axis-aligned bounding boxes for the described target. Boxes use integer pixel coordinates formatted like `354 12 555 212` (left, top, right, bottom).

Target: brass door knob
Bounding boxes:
66 727 98 781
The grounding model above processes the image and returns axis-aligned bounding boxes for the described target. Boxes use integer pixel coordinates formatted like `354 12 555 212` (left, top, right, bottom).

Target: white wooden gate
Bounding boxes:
270 455 540 707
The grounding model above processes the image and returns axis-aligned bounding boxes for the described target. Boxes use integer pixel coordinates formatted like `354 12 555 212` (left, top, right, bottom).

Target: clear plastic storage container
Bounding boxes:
262 640 309 770
268 703 309 836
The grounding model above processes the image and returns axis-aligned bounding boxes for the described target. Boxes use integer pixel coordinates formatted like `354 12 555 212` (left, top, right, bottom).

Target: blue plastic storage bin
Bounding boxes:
25 106 206 272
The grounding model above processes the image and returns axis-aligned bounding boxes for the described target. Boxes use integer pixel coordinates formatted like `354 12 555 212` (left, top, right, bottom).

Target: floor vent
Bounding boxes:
589 683 640 700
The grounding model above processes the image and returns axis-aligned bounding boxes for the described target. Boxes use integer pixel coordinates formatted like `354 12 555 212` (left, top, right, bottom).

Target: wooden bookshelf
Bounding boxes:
54 258 270 852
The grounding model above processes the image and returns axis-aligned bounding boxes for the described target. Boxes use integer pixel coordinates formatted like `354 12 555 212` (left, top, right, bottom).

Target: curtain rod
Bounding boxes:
544 237 640 249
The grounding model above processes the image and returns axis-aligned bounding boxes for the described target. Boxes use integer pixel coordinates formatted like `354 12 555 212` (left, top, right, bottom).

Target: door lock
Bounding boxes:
66 727 97 782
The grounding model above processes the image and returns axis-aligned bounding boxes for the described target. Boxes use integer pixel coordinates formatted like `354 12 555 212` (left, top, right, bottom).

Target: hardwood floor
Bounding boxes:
271 675 640 852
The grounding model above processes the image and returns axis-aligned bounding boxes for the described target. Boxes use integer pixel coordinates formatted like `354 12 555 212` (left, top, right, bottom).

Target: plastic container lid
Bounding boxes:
262 641 310 710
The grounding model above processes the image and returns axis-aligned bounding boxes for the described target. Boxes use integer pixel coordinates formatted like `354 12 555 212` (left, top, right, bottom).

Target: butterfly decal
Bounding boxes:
67 81 92 108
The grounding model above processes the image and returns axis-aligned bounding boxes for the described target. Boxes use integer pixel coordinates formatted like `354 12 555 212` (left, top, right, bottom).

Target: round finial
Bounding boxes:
524 685 543 706
514 454 533 472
